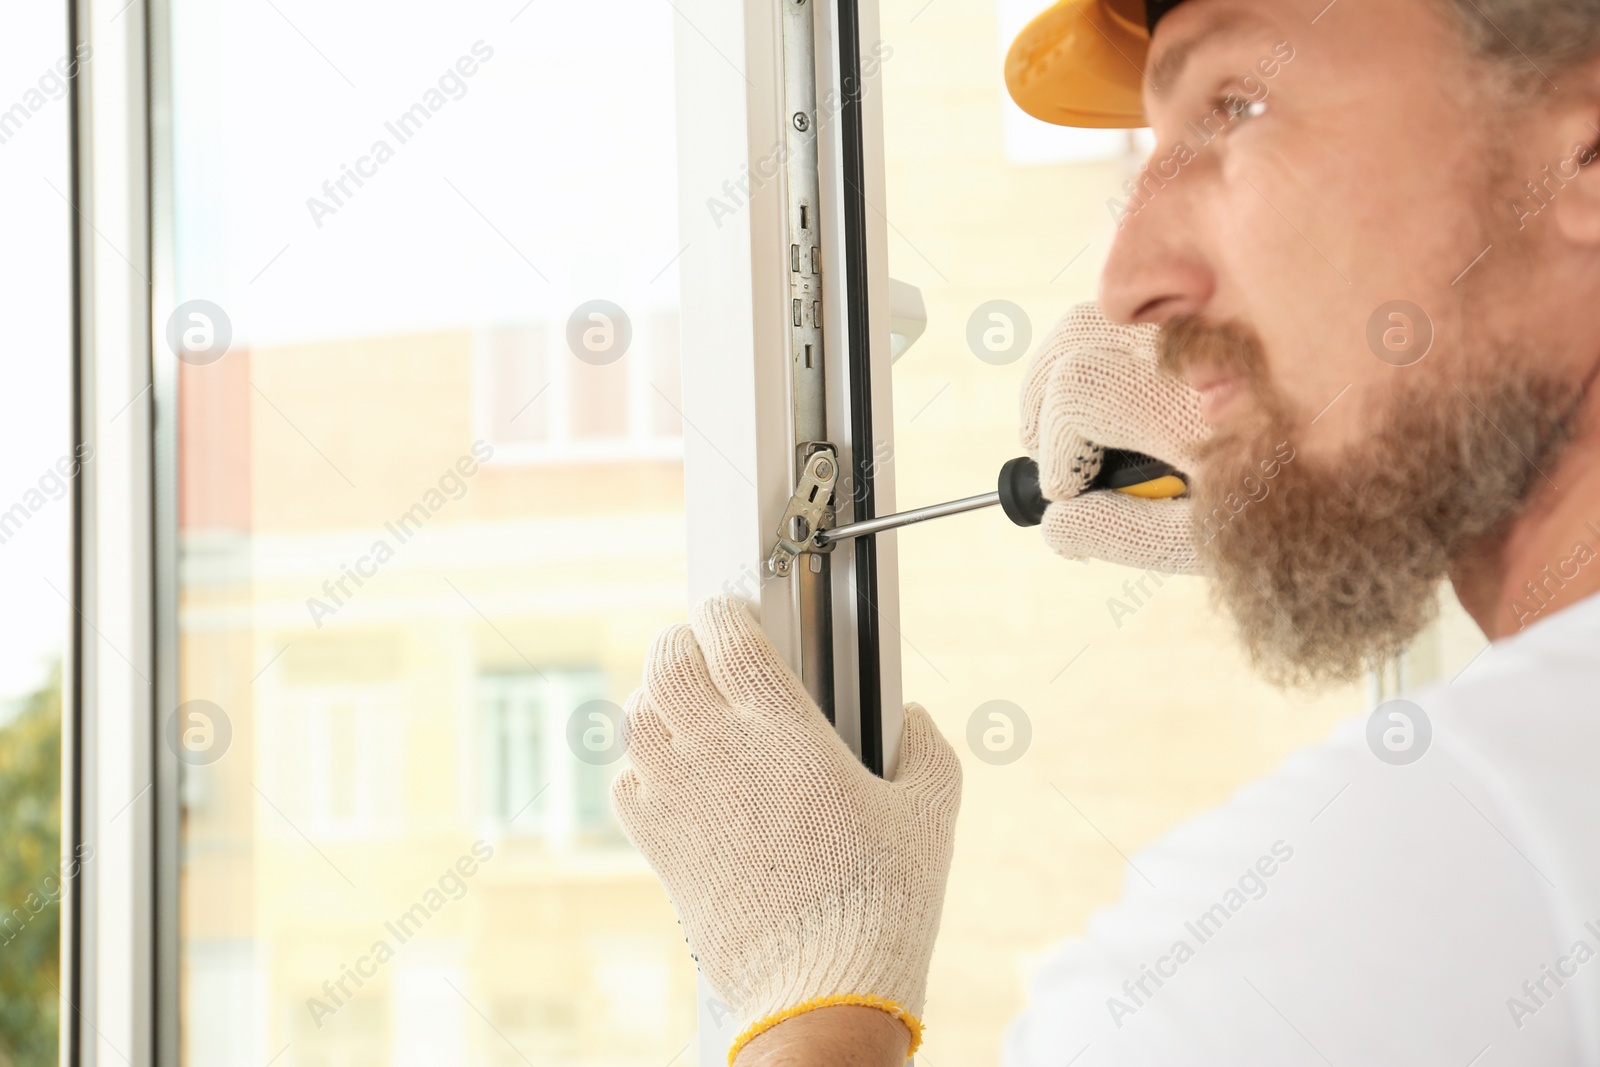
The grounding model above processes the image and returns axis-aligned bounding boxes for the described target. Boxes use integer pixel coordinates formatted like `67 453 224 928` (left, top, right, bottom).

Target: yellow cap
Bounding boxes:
1004 0 1152 129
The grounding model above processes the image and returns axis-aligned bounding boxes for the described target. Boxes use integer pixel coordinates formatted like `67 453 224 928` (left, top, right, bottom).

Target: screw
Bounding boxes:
793 112 810 132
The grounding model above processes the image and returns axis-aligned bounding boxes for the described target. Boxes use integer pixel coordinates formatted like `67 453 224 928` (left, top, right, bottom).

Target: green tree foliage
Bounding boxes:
0 666 62 1067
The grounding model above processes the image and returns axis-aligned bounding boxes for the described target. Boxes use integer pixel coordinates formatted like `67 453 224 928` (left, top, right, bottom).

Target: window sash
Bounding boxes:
666 0 899 1059
69 1 901 1065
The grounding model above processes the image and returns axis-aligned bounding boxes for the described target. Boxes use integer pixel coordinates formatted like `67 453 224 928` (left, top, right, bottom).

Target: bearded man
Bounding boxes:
612 1 1600 1062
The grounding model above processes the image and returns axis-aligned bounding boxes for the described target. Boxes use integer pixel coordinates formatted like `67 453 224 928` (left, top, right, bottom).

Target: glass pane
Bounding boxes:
877 2 1484 1063
0 4 73 1065
166 4 694 1064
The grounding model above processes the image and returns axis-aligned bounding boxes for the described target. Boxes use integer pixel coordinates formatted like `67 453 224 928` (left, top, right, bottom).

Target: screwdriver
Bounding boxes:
812 449 1187 547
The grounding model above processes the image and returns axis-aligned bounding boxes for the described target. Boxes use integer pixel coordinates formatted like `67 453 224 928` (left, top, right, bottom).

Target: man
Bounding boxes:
613 0 1600 1062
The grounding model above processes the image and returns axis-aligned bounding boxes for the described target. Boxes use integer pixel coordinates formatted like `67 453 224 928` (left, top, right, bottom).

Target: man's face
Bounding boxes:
1099 0 1596 682
1103 0 1587 444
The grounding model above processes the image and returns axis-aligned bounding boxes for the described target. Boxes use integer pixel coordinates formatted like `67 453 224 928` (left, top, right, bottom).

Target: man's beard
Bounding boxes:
1159 316 1580 688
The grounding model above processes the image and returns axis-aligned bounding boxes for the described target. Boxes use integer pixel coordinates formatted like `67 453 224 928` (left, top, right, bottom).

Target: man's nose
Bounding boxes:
1098 174 1214 327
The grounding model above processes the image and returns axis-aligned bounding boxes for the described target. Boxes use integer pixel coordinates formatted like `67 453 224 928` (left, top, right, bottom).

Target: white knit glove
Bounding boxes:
1020 302 1208 574
611 595 962 1062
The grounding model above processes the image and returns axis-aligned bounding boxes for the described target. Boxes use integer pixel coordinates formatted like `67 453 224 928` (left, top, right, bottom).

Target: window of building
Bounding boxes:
475 313 683 464
479 668 623 845
264 685 408 839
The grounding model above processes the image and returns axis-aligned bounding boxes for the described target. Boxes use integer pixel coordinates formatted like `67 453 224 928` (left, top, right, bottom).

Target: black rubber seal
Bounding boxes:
65 1 86 1060
837 0 884 777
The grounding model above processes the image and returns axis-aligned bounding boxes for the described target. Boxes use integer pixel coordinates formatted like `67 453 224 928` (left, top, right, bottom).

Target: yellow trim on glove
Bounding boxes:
727 994 923 1064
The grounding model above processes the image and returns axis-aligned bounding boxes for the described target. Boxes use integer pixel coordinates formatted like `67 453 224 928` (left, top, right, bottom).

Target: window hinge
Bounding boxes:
765 444 838 578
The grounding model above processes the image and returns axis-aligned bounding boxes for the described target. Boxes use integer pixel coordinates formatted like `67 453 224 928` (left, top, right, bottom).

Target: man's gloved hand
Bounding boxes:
611 595 962 1063
1019 301 1209 575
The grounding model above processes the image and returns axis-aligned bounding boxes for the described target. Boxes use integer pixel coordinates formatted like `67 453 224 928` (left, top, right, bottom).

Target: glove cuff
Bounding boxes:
726 994 923 1065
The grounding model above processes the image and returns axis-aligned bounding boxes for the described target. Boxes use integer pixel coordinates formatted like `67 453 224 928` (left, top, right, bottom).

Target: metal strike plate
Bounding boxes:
766 446 838 578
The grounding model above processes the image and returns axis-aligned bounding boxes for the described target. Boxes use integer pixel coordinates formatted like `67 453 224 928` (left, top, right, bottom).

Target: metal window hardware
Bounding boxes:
766 445 839 578
765 0 881 742
776 0 837 718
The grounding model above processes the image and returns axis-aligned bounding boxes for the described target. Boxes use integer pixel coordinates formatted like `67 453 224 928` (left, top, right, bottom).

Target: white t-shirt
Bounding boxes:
1004 591 1600 1067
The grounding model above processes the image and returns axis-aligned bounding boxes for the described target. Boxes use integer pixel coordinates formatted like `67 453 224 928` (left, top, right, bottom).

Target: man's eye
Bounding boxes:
1217 91 1268 127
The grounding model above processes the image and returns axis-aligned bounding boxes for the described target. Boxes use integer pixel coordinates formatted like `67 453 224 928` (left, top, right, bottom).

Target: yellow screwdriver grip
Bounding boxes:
1114 474 1188 500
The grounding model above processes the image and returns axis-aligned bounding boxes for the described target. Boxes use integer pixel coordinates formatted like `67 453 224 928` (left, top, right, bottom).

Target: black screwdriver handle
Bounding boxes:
997 456 1050 527
996 450 1184 528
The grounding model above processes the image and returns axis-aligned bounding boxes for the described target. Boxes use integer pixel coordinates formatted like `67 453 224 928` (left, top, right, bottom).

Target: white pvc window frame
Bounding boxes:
667 0 901 1056
669 0 902 754
64 0 169 1060
65 0 901 1064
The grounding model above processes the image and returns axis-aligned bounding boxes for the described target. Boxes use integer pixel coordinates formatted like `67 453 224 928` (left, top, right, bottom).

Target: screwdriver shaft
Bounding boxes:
813 491 999 545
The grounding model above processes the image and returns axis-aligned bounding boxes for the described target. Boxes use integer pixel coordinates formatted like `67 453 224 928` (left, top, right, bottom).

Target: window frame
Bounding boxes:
66 0 168 1062
68 0 902 1064
666 0 901 765
665 0 899 1056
